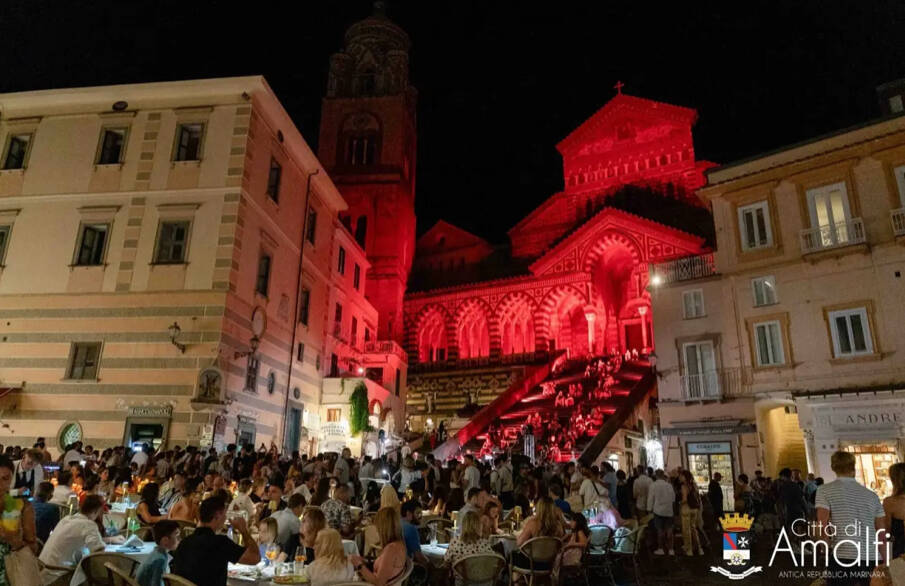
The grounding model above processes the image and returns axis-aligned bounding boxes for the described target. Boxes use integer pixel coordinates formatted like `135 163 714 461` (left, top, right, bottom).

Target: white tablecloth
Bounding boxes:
421 543 448 564
70 542 156 585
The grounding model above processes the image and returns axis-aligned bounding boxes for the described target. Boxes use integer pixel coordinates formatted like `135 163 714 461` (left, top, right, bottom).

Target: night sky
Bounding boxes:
3 1 904 242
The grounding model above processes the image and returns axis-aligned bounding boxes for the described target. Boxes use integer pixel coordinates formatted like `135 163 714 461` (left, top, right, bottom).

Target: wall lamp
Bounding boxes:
168 322 186 354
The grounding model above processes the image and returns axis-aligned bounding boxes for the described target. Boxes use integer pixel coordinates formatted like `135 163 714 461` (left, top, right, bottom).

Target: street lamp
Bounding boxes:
650 274 663 286
168 322 186 354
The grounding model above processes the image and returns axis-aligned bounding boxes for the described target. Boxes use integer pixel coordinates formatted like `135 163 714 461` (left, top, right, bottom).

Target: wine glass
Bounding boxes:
294 550 307 574
265 544 279 566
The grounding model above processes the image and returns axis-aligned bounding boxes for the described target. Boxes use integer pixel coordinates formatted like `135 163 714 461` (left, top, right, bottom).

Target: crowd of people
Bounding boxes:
0 434 899 586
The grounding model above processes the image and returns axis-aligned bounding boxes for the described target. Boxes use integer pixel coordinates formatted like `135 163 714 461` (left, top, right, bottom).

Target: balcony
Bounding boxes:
892 208 905 237
649 253 716 286
363 340 408 363
799 218 866 255
679 367 752 401
409 350 551 374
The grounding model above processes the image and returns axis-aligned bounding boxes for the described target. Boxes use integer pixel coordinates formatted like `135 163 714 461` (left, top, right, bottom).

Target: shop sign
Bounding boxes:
687 442 731 454
127 405 172 418
814 404 905 430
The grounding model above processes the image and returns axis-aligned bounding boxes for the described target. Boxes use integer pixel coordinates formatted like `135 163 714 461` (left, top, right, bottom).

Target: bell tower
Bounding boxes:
318 2 417 343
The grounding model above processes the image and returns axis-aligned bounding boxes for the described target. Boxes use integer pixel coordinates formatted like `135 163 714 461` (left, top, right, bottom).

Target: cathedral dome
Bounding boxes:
343 1 410 54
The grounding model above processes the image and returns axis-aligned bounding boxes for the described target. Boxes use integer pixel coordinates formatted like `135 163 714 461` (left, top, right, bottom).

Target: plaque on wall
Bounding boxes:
127 405 173 418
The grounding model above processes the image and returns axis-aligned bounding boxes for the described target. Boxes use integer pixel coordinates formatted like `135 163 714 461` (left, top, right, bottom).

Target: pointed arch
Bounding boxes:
496 292 538 356
537 285 589 355
453 298 493 360
581 230 644 272
413 304 451 363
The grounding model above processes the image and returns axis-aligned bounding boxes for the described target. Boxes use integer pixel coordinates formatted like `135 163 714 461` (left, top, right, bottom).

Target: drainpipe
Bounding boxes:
280 169 319 455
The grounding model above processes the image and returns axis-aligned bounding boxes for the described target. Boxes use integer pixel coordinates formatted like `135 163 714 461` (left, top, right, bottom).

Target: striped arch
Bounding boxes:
410 304 453 363
536 285 589 354
495 291 540 356
581 230 644 273
453 297 494 360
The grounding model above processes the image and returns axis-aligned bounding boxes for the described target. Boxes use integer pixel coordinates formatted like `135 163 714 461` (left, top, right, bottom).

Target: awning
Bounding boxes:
662 419 756 436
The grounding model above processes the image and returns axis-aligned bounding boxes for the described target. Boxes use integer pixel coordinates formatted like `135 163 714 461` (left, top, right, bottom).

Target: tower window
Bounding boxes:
346 136 376 166
341 113 380 167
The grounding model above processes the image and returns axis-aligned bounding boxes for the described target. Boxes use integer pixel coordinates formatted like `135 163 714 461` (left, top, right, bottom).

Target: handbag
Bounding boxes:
5 546 42 586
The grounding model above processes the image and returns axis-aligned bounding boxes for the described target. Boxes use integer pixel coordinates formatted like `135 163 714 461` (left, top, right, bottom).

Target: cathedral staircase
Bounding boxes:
433 352 657 465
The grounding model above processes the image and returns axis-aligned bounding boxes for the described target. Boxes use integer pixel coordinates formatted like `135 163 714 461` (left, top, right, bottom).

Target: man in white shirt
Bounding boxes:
269 494 305 549
62 442 83 467
40 495 107 572
816 451 887 584
333 449 351 486
462 455 481 493
647 470 676 556
50 470 75 505
579 466 609 508
359 457 375 480
292 472 316 504
131 443 150 472
632 466 653 518
570 464 585 497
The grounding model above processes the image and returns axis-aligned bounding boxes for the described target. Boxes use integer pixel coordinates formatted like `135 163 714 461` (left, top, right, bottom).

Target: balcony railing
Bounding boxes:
680 367 751 401
649 253 717 286
363 340 408 363
892 208 905 237
409 350 551 374
799 218 865 254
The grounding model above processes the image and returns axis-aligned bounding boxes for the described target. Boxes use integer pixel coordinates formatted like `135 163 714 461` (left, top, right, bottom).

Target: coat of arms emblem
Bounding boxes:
711 513 763 580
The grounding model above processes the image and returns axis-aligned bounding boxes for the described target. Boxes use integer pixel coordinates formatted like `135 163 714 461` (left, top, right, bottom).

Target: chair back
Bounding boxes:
611 527 639 555
588 524 612 551
518 536 561 569
134 526 154 541
452 553 507 585
162 574 198 586
559 542 588 568
387 557 413 586
80 553 139 586
104 562 139 586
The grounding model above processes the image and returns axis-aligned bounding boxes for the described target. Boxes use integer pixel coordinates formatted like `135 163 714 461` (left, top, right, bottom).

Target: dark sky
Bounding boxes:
3 1 904 242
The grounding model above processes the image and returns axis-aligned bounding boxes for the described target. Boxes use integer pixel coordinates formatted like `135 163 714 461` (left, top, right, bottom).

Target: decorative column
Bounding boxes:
584 310 596 356
638 305 649 351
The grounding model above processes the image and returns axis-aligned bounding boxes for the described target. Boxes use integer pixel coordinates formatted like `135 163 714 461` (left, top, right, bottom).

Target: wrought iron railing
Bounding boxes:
679 367 752 401
891 209 905 237
799 218 865 254
649 253 717 285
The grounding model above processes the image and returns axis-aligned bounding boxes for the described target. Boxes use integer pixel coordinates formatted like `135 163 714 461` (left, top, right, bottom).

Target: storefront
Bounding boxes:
662 420 758 512
796 390 905 498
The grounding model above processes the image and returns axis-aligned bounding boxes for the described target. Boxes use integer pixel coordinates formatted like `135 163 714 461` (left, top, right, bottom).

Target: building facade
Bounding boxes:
651 110 905 500
0 75 405 455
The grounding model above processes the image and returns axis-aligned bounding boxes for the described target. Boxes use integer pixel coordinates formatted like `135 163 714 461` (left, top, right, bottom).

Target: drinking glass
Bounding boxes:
265 544 279 566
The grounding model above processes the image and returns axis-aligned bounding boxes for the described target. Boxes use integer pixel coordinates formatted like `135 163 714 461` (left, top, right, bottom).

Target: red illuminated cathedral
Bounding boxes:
321 6 714 464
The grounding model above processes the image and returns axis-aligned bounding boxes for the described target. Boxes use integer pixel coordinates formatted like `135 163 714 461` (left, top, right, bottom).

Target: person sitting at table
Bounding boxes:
257 517 287 564
33 481 60 543
270 493 305 549
39 495 107 570
428 484 448 519
561 512 590 567
169 477 202 523
363 481 382 513
259 483 287 521
307 528 357 586
481 500 501 537
228 478 256 520
350 507 408 586
136 520 181 586
298 506 327 561
171 495 259 586
515 496 565 550
400 500 430 567
310 477 332 507
138 482 168 525
590 496 630 530
442 511 494 582
322 484 354 539
50 469 75 506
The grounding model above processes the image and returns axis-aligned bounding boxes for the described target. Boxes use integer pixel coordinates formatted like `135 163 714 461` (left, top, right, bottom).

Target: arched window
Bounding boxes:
457 303 490 359
341 113 380 167
418 309 448 363
355 216 367 248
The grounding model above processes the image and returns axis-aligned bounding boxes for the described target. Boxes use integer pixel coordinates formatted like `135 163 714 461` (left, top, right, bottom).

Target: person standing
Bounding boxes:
12 449 44 496
884 463 905 559
708 472 724 530
815 451 887 586
647 469 676 556
633 466 652 519
462 455 481 494
601 463 619 510
579 466 608 509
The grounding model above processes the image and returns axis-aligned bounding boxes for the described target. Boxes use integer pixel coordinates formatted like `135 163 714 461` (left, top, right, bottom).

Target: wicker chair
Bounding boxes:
40 563 75 586
610 525 647 586
105 562 139 586
452 553 508 586
558 542 590 586
587 524 614 582
387 558 413 586
80 552 139 586
162 574 198 586
510 536 561 586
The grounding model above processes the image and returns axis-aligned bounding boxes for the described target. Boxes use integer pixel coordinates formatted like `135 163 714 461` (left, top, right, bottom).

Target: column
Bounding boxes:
584 310 596 356
638 306 649 351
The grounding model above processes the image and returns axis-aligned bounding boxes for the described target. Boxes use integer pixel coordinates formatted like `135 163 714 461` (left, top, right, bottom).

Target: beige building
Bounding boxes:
651 111 905 501
0 76 402 455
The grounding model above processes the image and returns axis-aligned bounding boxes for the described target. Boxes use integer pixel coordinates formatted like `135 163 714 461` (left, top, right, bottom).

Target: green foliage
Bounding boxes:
349 382 370 436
